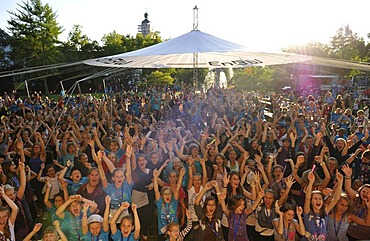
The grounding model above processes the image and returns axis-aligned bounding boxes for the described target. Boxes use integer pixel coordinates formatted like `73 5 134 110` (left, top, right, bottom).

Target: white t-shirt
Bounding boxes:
188 186 204 221
0 220 15 241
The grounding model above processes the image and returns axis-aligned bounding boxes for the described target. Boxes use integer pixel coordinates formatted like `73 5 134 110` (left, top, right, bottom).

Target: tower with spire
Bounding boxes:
138 11 151 36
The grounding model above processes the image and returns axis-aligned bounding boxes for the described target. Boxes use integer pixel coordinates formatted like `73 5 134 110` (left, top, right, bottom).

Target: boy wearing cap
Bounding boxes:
81 196 110 241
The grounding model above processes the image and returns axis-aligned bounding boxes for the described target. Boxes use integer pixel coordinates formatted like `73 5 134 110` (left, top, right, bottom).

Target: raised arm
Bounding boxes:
218 189 230 216
304 171 315 214
187 157 195 191
92 128 105 151
277 176 295 206
23 223 42 241
255 155 269 189
296 206 305 235
0 186 18 225
345 149 362 165
316 154 330 190
153 169 161 201
109 202 131 235
16 139 26 163
290 157 304 186
56 195 79 219
125 145 133 185
17 162 26 200
44 178 53 209
37 163 46 182
81 202 89 235
96 151 108 189
82 196 98 213
325 171 343 213
274 205 284 235
58 160 72 181
132 203 141 240
239 151 250 177
174 168 185 201
341 164 357 201
35 132 47 161
200 157 208 187
177 143 189 161
61 132 69 156
60 178 69 203
54 220 68 241
103 196 110 232
245 190 264 215
195 182 213 205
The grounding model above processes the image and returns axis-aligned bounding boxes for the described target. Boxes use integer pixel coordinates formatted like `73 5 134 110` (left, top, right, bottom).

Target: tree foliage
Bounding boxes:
101 30 126 56
101 31 163 56
329 25 368 61
146 70 174 87
61 25 101 61
282 42 329 57
7 0 62 68
283 25 370 63
170 68 208 87
231 67 274 90
0 29 12 70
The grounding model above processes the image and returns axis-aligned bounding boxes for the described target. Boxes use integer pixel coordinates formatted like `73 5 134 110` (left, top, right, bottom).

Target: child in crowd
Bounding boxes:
59 166 88 196
219 191 264 241
165 209 192 241
194 181 224 241
272 204 305 241
153 166 185 240
110 202 140 241
38 162 65 200
98 145 133 219
23 221 68 241
302 170 343 241
81 196 110 241
55 195 97 241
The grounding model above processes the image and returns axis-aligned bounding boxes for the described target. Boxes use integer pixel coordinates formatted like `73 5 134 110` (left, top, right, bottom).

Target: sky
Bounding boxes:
0 0 369 52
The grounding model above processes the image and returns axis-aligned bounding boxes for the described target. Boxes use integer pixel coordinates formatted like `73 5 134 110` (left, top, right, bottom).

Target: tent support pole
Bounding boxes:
102 79 107 99
60 81 65 92
25 80 30 98
77 82 82 94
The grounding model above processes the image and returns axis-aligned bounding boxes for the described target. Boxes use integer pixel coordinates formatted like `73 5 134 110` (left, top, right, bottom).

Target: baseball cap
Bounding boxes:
87 214 103 224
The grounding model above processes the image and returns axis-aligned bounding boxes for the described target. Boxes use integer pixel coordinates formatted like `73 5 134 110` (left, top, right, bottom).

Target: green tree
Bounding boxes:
231 66 274 90
329 25 366 60
170 68 208 88
101 30 126 55
147 70 174 86
0 28 12 70
7 0 63 94
66 25 90 51
283 42 329 57
62 25 101 61
7 0 62 67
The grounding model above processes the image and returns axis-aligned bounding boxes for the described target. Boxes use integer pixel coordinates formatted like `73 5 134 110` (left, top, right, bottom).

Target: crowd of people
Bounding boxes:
0 86 369 241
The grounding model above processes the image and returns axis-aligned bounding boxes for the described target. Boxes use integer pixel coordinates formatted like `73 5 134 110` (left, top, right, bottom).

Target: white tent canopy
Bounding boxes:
84 30 312 68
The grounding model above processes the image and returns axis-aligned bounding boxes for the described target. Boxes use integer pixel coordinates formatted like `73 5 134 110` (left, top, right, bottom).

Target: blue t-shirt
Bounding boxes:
46 205 58 223
82 230 109 241
156 197 178 235
105 149 125 160
61 152 75 178
302 212 327 241
111 231 139 241
66 177 88 195
59 212 83 241
102 181 133 209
